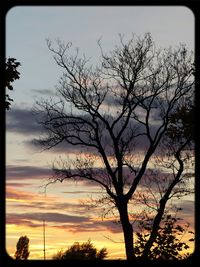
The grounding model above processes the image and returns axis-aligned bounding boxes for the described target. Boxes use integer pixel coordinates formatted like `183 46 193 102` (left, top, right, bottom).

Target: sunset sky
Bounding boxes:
6 5 195 259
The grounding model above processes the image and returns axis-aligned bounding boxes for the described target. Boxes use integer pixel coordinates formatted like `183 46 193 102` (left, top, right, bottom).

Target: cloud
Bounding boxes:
62 190 101 194
6 185 194 235
6 185 122 234
26 138 87 154
6 106 158 155
6 212 90 226
6 186 100 214
6 108 43 135
64 219 122 234
177 199 195 226
6 164 194 204
6 186 37 202
6 216 43 228
179 200 194 215
6 165 52 180
6 187 40 201
6 182 32 188
13 201 90 214
6 211 122 233
31 88 55 96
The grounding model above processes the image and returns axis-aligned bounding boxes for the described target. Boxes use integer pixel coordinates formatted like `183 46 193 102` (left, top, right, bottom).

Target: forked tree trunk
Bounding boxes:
118 201 135 260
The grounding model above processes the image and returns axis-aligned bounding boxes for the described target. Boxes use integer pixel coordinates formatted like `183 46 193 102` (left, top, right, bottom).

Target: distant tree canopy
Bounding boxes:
52 240 108 260
14 236 30 260
5 57 21 110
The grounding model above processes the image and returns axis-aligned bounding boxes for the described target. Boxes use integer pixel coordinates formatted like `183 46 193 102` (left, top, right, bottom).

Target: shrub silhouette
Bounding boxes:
52 240 108 260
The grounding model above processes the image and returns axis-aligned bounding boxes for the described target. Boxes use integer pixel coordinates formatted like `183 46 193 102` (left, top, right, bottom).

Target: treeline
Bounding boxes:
14 215 194 260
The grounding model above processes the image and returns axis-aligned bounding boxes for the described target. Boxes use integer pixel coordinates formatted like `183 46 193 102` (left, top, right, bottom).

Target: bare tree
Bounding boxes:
34 33 194 260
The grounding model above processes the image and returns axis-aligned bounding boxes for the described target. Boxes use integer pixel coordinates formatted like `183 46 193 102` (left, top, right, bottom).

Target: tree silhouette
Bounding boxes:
5 57 21 110
34 33 194 260
52 240 108 260
14 236 30 260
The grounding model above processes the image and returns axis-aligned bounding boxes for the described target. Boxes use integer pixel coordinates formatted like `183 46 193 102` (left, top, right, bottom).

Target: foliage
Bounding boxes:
14 236 30 260
166 104 194 143
135 214 194 260
5 57 21 110
52 240 108 260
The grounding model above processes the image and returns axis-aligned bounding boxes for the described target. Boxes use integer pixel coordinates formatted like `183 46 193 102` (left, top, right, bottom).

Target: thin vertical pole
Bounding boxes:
43 219 46 260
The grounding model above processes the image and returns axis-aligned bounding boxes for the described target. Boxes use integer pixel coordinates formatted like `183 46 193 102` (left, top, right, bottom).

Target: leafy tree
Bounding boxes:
14 236 30 260
135 213 194 260
5 57 21 110
52 240 108 260
35 33 194 260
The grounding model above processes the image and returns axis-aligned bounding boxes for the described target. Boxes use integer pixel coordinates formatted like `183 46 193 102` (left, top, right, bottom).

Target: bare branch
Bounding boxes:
35 34 194 260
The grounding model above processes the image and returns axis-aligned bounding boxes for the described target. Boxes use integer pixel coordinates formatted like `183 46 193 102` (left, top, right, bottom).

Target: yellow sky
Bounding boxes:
6 177 195 260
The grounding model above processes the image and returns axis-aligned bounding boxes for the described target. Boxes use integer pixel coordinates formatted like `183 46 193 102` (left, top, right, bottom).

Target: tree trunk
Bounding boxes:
141 205 164 259
118 201 135 260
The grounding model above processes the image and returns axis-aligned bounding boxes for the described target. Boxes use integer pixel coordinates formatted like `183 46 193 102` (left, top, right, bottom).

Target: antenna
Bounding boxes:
43 218 46 260
39 184 47 260
43 187 47 260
